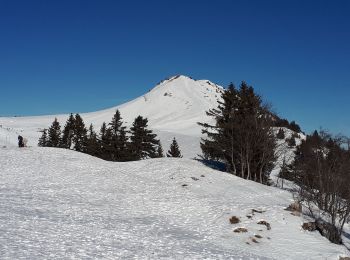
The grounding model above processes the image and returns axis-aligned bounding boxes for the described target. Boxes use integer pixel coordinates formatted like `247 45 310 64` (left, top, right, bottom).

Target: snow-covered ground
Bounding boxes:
0 147 349 259
0 75 221 158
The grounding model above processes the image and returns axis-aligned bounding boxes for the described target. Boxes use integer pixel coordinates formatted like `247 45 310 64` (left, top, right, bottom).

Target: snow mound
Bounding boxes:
0 147 348 259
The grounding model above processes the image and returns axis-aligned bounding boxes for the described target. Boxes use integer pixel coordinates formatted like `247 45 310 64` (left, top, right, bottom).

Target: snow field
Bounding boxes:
0 147 348 259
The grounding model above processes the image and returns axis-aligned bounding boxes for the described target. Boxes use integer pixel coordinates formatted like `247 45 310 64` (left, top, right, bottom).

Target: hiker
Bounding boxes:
18 135 24 147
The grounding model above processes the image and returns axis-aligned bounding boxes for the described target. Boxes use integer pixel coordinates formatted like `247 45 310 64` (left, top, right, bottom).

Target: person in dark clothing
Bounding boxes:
18 135 24 147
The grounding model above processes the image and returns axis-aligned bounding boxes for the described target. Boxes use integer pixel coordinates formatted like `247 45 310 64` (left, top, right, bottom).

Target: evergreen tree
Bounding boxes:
289 121 302 133
287 136 296 147
156 143 164 158
199 82 276 184
108 110 129 161
47 118 61 147
86 124 100 157
72 114 87 152
98 122 112 160
167 138 182 158
60 113 75 149
38 128 48 147
276 128 285 139
129 116 159 160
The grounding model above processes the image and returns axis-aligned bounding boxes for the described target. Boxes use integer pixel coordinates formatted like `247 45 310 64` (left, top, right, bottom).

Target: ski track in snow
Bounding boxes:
0 147 349 259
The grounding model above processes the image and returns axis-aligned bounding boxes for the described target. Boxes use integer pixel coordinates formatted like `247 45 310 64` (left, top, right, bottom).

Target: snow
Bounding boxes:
1 75 349 258
0 147 349 259
0 75 222 158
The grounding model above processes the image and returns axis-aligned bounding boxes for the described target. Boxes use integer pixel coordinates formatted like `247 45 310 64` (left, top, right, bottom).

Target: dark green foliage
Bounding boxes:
274 117 302 133
289 121 301 133
167 138 182 158
156 143 164 158
287 136 296 147
72 114 87 152
60 113 75 149
38 128 48 147
108 110 129 161
47 118 61 147
276 128 285 139
98 122 112 160
129 116 160 160
86 124 100 157
199 82 276 184
38 112 160 162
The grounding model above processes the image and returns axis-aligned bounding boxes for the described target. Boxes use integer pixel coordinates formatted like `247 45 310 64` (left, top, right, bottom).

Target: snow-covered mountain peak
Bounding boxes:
112 75 223 135
0 75 224 153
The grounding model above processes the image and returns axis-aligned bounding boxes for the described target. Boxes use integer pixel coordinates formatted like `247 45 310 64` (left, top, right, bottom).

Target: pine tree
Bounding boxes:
47 118 61 147
287 136 296 147
60 113 75 149
289 121 301 133
86 124 100 157
72 114 87 152
167 138 182 157
156 143 164 158
38 128 48 147
199 82 276 184
276 128 285 139
108 110 129 161
129 116 159 160
98 122 112 160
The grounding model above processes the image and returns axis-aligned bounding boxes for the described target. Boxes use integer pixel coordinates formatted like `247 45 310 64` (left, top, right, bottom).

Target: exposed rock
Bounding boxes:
252 209 265 214
257 220 271 230
302 221 342 244
251 237 259 243
285 202 302 213
315 220 342 245
229 216 240 224
233 227 248 233
302 222 317 232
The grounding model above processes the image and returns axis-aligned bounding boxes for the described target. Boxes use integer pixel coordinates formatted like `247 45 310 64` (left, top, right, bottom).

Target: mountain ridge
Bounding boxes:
0 75 222 157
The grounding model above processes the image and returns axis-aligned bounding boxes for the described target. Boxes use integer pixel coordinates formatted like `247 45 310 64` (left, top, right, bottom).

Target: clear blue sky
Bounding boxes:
0 0 349 135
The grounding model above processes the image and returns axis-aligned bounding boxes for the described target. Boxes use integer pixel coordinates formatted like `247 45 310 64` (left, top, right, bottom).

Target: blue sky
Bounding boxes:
0 0 349 135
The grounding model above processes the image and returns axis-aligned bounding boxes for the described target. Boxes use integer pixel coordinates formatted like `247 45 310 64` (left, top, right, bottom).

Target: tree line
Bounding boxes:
199 81 350 245
38 110 182 161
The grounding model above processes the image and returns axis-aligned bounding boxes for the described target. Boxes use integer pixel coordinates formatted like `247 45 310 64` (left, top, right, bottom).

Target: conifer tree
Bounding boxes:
276 128 285 139
289 121 301 133
129 116 159 160
199 82 276 184
167 138 182 158
287 136 296 147
72 114 87 152
60 113 75 149
86 124 100 157
38 129 48 147
98 122 112 160
47 118 61 147
108 110 129 161
156 143 164 158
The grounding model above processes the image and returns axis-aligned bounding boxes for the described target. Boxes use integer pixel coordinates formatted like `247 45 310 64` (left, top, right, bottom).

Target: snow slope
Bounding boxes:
0 147 349 259
0 75 222 158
